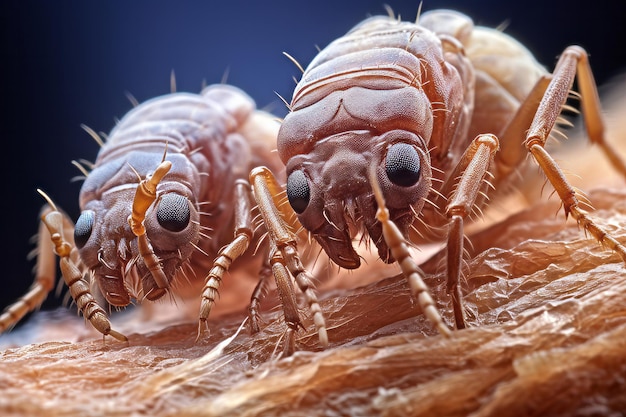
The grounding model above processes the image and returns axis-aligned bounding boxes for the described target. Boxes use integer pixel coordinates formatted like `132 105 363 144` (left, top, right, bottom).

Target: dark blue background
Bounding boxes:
2 0 625 318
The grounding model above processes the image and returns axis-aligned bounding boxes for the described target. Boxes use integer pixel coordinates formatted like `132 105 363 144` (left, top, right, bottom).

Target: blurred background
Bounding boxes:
1 0 625 323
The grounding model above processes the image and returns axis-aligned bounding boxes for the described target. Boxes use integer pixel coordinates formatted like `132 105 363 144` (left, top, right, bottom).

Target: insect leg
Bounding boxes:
250 166 328 347
0 205 57 334
41 192 127 341
369 167 452 338
566 47 626 177
498 46 626 183
197 179 254 340
43 212 127 341
248 256 273 334
247 237 304 356
268 239 304 357
524 46 626 262
495 77 550 178
444 135 499 329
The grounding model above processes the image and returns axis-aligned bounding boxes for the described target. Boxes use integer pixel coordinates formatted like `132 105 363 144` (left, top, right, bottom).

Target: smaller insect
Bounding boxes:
0 82 319 350
244 7 626 345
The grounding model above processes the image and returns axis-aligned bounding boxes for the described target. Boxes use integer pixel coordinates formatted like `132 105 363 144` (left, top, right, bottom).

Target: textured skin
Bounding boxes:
277 10 547 267
75 84 281 306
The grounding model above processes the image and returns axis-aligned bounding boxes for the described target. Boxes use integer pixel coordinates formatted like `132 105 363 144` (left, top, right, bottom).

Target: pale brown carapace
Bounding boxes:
249 8 626 345
3 9 625 356
0 84 292 343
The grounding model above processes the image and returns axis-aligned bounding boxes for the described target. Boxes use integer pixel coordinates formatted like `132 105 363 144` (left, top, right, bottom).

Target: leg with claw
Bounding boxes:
269 241 305 356
369 166 453 337
442 135 499 329
2 191 126 342
250 166 328 348
248 257 274 334
197 179 254 339
524 46 626 263
0 205 58 333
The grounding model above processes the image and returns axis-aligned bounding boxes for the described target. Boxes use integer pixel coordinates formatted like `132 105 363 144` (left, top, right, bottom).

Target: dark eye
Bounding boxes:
286 170 310 214
74 210 94 249
157 193 190 232
385 143 421 187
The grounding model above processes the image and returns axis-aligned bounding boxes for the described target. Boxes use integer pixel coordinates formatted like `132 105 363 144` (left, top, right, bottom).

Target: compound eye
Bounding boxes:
74 210 95 249
385 143 421 187
156 193 190 232
286 170 310 214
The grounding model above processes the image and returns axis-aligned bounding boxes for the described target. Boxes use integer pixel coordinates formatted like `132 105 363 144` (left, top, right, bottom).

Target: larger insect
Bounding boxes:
0 83 322 347
243 7 626 343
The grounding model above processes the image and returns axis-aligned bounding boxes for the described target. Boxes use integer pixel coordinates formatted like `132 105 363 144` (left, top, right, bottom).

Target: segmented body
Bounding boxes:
78 84 282 307
262 8 626 335
0 84 282 336
279 10 546 267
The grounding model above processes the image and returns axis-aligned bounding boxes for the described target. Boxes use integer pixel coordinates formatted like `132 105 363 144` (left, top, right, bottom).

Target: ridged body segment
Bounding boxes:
76 84 281 304
277 10 547 266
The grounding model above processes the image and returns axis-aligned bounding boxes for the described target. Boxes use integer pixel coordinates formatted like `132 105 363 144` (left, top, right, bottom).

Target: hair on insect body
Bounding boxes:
0 82 316 352
247 7 626 347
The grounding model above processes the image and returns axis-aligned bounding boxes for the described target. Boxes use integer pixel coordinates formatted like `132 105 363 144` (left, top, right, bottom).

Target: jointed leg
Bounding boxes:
527 144 626 261
0 205 58 334
249 238 307 356
444 135 499 329
568 47 626 177
525 46 626 262
0 193 126 341
250 167 328 348
45 209 127 341
368 165 452 337
268 240 305 356
197 179 254 339
248 256 273 334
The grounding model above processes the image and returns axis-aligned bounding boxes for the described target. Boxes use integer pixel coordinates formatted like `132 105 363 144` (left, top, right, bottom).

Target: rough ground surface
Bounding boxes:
2 78 626 417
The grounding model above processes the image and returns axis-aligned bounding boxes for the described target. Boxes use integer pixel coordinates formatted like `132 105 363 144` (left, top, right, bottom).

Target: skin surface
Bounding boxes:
2 83 626 415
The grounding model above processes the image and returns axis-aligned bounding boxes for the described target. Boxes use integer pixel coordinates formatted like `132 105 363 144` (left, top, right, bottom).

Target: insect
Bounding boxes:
0 83 309 346
247 7 626 342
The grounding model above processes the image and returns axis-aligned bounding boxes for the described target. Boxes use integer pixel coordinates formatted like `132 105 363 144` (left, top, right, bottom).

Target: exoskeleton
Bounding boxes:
0 83 296 343
248 8 626 342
